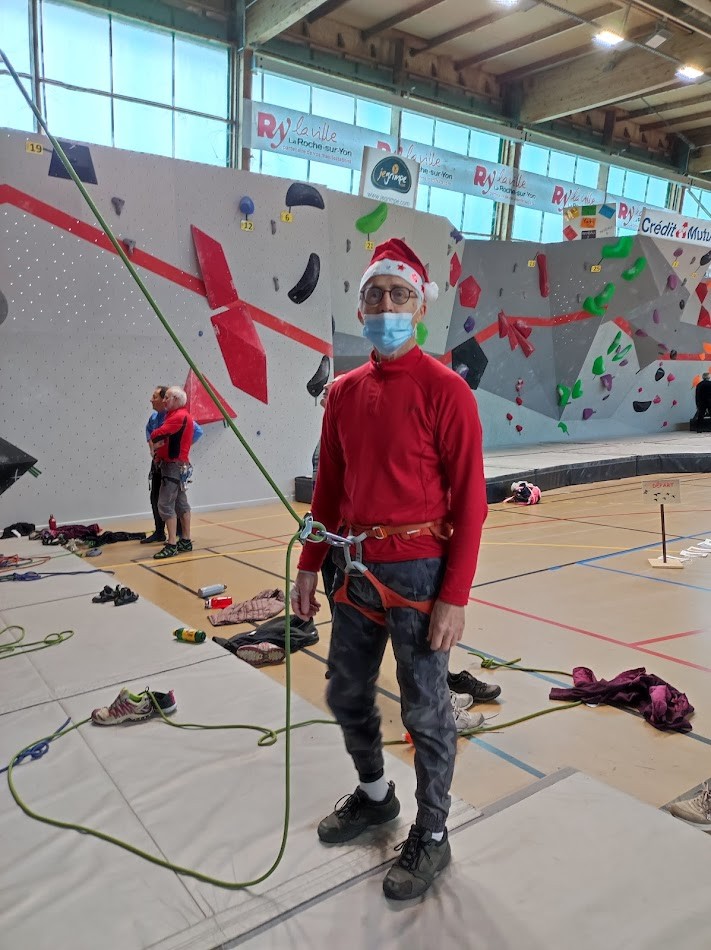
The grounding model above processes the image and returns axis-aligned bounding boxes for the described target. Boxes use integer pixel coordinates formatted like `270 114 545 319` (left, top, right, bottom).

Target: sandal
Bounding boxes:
113 587 139 606
92 585 118 604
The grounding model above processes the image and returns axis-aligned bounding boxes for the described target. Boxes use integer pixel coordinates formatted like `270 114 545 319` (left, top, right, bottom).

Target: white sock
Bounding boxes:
431 830 444 842
358 776 389 802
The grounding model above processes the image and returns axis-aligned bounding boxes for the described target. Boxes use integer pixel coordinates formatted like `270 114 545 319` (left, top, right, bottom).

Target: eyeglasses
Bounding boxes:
361 285 417 306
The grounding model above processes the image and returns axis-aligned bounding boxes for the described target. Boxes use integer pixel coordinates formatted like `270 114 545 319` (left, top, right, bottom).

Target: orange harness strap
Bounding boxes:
333 568 434 628
349 519 452 542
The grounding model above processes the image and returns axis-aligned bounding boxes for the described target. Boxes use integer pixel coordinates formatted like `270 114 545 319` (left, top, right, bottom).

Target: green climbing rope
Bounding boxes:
0 625 74 659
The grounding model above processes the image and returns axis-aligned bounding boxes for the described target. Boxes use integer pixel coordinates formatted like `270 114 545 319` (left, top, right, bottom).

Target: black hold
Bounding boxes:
306 355 331 398
679 299 685 310
285 182 325 210
633 400 652 413
273 277 279 291
122 238 136 257
344 280 350 293
451 336 488 391
447 244 452 256
512 262 517 273
0 437 38 497
111 197 125 216
499 288 503 297
670 349 677 359
0 289 7 327
445 282 450 293
700 250 711 267
449 227 463 243
48 141 98 185
655 366 665 381
690 256 697 265
271 220 277 235
288 253 321 304
346 238 351 252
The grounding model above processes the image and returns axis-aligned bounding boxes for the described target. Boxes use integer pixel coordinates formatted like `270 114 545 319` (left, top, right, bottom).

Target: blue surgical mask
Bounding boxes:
362 313 415 355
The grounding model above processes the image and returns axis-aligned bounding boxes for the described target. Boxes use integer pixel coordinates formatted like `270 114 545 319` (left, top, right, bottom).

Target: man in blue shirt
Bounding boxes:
142 386 203 544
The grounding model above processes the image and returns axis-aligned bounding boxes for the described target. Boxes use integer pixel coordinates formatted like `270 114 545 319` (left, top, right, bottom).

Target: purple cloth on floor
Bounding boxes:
549 666 694 733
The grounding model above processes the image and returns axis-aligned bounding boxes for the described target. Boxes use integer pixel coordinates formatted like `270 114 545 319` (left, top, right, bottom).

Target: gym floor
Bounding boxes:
95 471 711 816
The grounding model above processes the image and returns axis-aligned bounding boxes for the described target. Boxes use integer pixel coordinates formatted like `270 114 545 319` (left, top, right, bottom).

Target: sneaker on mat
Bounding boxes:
453 706 484 734
669 784 711 830
382 824 451 900
91 687 177 724
450 689 473 711
234 641 286 666
448 669 501 703
176 538 193 553
153 543 178 560
318 782 400 843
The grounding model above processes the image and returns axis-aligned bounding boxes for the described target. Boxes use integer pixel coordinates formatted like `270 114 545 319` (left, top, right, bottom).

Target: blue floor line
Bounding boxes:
580 561 711 593
465 736 546 779
576 529 711 565
456 643 570 689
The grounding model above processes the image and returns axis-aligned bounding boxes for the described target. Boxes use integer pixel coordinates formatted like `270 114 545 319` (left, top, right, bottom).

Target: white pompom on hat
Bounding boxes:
359 237 439 303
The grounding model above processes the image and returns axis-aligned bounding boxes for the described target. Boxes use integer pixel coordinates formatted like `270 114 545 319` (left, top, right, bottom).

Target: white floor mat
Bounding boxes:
236 771 711 950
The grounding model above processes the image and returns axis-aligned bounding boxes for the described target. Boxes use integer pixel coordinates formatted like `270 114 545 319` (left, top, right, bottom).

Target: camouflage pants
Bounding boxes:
326 555 456 833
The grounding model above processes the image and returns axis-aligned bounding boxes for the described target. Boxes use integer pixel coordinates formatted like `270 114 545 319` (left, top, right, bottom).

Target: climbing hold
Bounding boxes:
652 309 660 324
506 413 513 423
344 280 350 293
122 238 136 256
653 395 662 405
273 277 279 291
621 257 647 281
285 182 325 210
700 250 711 267
455 364 469 379
556 384 571 407
270 220 277 235
198 330 203 337
582 408 595 421
288 253 321 304
670 349 677 359
592 356 605 376
239 196 255 217
583 296 606 317
672 399 678 406
463 315 475 334
612 344 632 362
450 253 462 287
498 311 509 339
667 273 679 291
598 283 616 305
635 329 648 338
515 425 523 434
355 201 388 235
459 275 481 309
607 331 622 354
638 387 644 393
673 248 683 258
346 238 351 252
111 196 125 215
306 355 331 398
516 378 524 392
692 374 702 387
558 422 569 436
600 374 613 392
680 299 685 310
601 236 634 259
662 421 668 428
536 253 549 298
667 373 675 383
450 227 464 243
572 379 583 399
515 396 523 406
415 322 429 346
620 359 629 367
655 366 665 382
633 400 652 412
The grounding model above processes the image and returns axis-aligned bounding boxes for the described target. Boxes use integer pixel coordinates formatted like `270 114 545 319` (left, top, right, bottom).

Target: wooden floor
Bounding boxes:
96 473 711 816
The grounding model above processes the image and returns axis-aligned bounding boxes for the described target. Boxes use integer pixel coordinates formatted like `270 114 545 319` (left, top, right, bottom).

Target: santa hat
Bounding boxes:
359 238 439 304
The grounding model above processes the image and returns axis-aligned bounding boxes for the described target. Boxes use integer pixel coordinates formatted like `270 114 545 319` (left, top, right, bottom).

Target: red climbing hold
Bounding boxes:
515 424 523 434
459 275 481 309
536 253 549 298
515 396 523 406
184 369 237 424
211 301 268 404
498 310 509 339
191 225 239 309
449 253 462 287
506 413 513 423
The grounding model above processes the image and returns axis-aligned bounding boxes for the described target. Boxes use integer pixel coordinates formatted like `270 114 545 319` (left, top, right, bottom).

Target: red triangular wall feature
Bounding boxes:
184 369 238 424
211 300 268 404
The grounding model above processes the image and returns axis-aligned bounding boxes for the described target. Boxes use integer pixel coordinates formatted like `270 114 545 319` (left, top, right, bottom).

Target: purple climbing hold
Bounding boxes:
667 273 679 291
635 329 648 337
582 408 595 420
463 315 475 334
673 248 683 258
652 309 660 324
600 374 613 391
653 395 662 405
620 359 629 367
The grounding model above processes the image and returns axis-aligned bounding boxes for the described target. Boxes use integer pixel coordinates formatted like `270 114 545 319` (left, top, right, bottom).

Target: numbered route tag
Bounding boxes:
591 264 602 273
672 260 679 267
240 220 254 232
280 211 293 223
527 260 536 268
25 141 43 154
364 240 375 251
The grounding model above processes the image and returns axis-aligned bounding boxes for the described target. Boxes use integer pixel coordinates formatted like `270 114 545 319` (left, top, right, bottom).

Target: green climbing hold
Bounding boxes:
592 356 605 375
556 384 571 407
612 343 632 362
557 422 569 435
355 202 389 235
598 282 616 304
621 257 647 281
571 379 583 400
583 296 606 317
607 330 622 355
601 236 634 259
415 322 429 346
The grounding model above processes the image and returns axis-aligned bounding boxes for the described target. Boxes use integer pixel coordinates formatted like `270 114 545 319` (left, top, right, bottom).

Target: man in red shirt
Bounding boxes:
149 385 195 560
291 238 488 901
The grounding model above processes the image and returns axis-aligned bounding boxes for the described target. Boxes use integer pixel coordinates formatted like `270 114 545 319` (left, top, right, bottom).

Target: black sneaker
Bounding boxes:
176 538 193 553
447 670 501 703
153 544 178 560
317 782 400 843
140 532 166 545
382 825 451 900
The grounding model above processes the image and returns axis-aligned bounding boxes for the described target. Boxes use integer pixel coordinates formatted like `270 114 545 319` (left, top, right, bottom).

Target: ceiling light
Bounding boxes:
644 26 672 48
594 30 625 47
676 64 704 81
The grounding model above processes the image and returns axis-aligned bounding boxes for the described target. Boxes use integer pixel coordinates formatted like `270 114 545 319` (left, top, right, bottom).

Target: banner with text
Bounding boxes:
638 207 711 244
246 101 650 229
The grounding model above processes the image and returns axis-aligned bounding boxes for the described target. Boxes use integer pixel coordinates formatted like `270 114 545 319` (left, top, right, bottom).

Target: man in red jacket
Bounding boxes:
149 385 195 560
291 238 488 901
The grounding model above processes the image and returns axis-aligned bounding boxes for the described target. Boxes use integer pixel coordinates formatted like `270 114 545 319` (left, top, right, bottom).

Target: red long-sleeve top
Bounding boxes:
298 346 488 605
150 407 194 463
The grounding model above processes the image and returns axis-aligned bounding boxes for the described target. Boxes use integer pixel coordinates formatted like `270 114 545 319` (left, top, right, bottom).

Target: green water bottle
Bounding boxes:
173 627 206 644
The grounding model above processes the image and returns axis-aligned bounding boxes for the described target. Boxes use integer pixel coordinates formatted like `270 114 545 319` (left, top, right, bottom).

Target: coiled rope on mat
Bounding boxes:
1 47 581 889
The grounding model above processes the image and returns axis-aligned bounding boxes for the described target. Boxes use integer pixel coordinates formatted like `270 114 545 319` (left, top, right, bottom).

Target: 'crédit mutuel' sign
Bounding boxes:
638 208 711 244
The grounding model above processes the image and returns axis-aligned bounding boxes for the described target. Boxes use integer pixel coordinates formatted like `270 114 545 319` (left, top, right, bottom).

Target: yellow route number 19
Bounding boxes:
26 141 44 155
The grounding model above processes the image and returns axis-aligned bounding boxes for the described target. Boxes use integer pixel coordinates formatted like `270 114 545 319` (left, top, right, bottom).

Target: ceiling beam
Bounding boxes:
624 91 711 119
410 2 536 56
519 32 708 123
688 147 711 174
246 0 331 47
641 108 711 131
688 128 711 148
305 0 351 24
454 3 619 72
362 0 448 40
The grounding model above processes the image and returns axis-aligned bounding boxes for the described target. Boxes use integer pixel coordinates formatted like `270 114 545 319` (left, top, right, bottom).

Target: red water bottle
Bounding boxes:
48 514 57 532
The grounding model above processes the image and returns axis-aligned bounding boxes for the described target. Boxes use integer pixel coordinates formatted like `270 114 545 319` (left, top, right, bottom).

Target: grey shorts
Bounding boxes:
157 461 191 520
